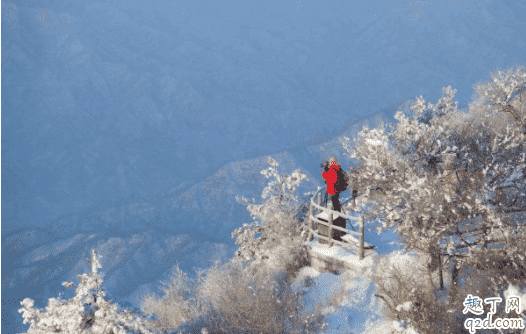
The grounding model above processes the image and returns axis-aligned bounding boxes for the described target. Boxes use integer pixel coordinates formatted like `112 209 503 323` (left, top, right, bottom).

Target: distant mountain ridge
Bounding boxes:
1 103 400 332
4 0 524 233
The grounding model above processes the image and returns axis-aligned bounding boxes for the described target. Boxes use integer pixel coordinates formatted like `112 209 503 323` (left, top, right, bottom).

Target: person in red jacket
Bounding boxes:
321 156 344 212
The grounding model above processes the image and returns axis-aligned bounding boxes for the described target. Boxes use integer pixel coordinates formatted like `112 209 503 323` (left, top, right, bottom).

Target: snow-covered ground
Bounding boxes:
295 263 526 334
294 216 418 334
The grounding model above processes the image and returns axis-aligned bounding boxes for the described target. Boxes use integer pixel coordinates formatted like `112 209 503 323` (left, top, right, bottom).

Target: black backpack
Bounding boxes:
335 168 348 192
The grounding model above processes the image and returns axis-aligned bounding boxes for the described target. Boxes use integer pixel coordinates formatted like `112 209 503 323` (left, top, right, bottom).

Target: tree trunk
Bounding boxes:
427 262 435 291
359 216 364 260
428 246 444 290
449 256 459 302
438 253 444 290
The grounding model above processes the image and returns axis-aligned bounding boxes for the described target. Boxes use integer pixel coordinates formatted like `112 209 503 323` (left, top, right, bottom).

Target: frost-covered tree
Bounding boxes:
231 156 310 279
341 66 526 300
18 249 155 334
467 64 526 212
140 263 209 334
470 64 526 134
140 253 327 334
411 85 459 126
186 260 327 334
140 158 327 334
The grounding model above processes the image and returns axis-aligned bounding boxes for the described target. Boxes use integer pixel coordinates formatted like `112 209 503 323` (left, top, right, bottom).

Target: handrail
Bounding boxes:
307 188 370 260
309 214 361 236
310 230 370 252
310 200 360 222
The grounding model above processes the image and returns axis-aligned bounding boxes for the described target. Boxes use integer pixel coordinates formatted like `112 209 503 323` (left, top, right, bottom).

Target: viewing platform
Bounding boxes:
306 188 377 275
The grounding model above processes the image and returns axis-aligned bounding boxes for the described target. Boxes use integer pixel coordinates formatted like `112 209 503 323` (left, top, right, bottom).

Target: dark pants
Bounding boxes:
320 191 345 243
324 191 341 212
329 192 341 212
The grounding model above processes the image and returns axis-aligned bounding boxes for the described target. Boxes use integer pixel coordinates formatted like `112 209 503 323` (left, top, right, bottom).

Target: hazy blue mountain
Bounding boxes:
2 0 526 333
3 0 525 230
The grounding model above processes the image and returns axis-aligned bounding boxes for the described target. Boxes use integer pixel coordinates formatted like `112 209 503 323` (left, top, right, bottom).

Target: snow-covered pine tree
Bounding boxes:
231 156 310 279
18 249 155 334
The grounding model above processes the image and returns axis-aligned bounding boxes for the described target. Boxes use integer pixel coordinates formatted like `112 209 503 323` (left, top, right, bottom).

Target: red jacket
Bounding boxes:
322 164 340 195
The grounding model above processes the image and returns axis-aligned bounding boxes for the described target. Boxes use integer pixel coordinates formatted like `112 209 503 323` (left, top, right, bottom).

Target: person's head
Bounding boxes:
328 156 339 167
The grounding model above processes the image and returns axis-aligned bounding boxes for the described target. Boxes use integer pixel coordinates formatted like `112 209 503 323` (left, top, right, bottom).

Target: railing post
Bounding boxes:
328 211 334 247
359 216 364 260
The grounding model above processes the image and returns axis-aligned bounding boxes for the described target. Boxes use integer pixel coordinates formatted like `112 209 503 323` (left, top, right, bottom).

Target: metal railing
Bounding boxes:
307 188 370 260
